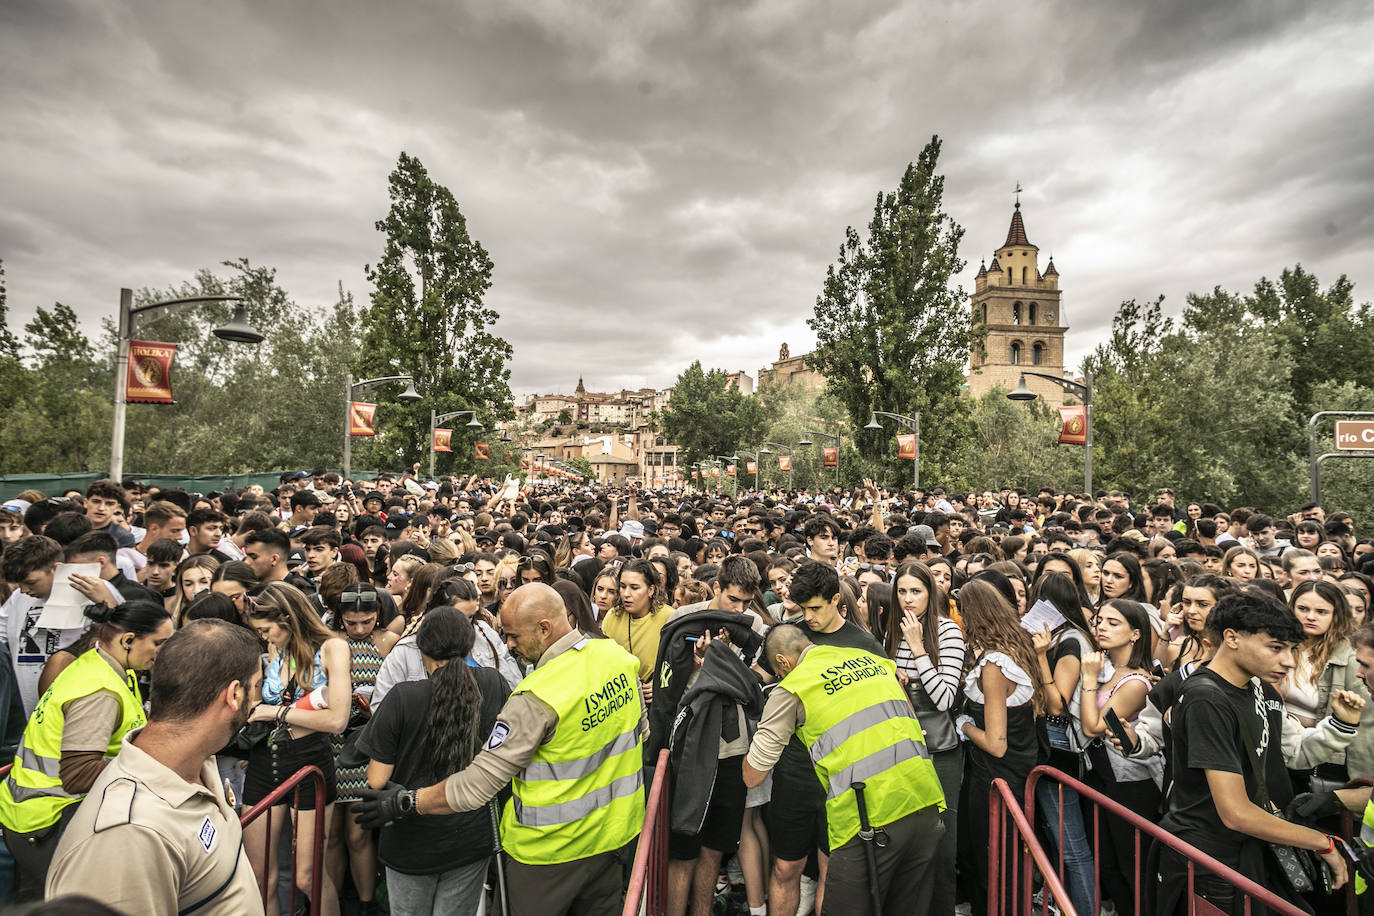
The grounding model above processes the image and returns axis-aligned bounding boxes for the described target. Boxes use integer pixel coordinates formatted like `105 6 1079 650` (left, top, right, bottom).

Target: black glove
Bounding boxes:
354 781 418 830
1287 791 1345 824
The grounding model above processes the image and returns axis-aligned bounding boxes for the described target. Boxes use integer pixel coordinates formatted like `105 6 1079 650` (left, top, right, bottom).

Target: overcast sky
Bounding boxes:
3 0 1372 400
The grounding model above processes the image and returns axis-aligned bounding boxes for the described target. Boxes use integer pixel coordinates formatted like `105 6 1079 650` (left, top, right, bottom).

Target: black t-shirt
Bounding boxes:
1159 666 1287 869
774 621 887 803
354 666 511 873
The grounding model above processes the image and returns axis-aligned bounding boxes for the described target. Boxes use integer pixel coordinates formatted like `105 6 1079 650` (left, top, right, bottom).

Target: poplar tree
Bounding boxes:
807 136 979 482
356 152 513 471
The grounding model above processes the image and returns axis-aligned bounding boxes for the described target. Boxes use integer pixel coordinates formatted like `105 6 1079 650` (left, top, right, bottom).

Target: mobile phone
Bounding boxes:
1102 708 1138 755
1151 661 1166 679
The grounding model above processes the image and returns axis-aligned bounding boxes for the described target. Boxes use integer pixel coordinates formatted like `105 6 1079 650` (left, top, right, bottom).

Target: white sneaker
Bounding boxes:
796 875 817 916
955 904 973 916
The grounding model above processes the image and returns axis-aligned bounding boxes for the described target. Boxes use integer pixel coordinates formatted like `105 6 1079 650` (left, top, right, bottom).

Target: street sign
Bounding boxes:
1335 420 1374 450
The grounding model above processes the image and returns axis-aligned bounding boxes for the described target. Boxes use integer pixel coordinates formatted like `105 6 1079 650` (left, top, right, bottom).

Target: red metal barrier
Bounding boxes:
622 750 671 916
239 765 328 916
1027 765 1309 916
990 777 1079 916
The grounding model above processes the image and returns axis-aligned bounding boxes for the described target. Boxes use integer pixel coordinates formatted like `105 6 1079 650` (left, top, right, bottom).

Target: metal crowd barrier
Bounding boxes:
622 749 671 916
990 776 1079 916
238 764 328 916
1026 765 1308 916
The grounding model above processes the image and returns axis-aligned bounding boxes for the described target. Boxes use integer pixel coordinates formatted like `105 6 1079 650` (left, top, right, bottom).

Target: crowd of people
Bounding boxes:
0 468 1372 916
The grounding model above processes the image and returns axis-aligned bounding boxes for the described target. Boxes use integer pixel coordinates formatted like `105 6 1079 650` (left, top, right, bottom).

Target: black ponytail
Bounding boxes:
89 599 171 643
416 607 482 776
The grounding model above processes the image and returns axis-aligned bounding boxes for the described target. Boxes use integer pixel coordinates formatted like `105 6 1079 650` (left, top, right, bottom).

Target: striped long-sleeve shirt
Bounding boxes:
894 616 966 711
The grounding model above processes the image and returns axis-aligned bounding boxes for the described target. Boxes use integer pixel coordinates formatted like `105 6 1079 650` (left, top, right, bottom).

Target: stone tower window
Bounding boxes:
1012 302 1021 325
1028 302 1037 325
1010 342 1021 365
1032 342 1044 366
1022 267 1029 284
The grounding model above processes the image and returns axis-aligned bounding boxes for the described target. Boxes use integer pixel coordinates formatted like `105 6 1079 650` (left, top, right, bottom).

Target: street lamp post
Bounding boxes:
110 287 264 481
715 455 740 497
864 411 921 491
798 430 841 487
760 442 793 490
343 373 422 480
1008 370 1094 496
429 409 485 478
738 450 762 492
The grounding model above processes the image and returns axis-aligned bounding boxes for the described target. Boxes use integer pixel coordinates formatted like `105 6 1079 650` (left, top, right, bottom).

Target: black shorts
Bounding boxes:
243 730 337 811
764 776 828 862
669 756 747 861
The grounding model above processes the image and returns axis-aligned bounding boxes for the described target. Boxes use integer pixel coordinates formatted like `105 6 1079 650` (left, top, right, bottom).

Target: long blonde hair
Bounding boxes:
249 581 337 691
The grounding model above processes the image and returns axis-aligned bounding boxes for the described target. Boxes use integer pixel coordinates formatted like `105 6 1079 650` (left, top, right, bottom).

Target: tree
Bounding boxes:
354 152 513 471
659 362 767 469
556 407 573 425
564 456 595 480
807 136 979 485
956 389 1082 493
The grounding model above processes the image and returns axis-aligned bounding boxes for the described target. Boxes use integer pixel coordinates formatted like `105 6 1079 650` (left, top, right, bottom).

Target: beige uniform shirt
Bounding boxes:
47 728 264 916
444 630 649 813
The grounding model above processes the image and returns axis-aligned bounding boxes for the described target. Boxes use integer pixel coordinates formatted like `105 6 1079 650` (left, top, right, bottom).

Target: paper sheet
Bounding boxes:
36 562 102 630
1019 598 1067 635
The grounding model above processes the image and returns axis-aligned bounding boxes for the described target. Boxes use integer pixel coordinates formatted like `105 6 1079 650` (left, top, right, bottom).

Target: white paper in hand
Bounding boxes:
37 563 102 630
1019 599 1067 635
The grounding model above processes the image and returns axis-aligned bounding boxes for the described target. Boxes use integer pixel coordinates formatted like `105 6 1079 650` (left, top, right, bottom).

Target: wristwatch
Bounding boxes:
398 789 418 815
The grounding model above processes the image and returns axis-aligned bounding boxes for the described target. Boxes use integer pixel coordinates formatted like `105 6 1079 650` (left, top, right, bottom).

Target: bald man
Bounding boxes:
357 583 649 916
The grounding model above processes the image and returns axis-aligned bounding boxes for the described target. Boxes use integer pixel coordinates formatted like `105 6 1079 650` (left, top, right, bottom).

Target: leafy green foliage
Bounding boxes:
807 136 979 485
958 389 1082 493
353 152 514 473
659 361 767 470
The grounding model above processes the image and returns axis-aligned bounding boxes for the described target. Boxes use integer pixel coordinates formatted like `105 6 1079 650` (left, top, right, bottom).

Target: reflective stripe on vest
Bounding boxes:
807 698 916 765
513 769 643 827
501 638 646 866
0 648 145 834
522 724 639 783
823 738 926 801
786 644 945 849
16 742 62 780
3 775 77 804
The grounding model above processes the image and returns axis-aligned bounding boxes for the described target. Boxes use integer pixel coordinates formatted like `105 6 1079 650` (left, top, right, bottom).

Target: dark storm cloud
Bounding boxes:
1 0 1371 399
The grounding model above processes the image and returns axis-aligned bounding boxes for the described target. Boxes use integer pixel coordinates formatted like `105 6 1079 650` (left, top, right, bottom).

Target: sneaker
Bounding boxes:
955 904 973 916
796 875 816 916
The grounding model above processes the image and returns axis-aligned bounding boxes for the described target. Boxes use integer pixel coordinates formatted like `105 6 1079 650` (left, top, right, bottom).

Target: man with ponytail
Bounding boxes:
357 582 647 916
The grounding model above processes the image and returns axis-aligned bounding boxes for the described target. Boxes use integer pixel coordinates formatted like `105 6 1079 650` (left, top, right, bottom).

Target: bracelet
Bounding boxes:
1080 685 1098 692
276 706 289 728
1318 834 1336 856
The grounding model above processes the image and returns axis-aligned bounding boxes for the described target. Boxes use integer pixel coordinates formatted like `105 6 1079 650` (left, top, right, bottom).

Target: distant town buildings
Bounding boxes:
757 342 826 391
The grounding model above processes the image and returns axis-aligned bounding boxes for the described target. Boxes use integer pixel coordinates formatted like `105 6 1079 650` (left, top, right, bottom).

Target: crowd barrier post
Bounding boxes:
1026 765 1310 916
622 749 671 916
990 776 1078 916
238 765 327 916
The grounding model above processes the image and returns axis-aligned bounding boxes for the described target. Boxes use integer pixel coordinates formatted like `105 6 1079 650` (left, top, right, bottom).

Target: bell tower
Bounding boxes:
967 192 1067 403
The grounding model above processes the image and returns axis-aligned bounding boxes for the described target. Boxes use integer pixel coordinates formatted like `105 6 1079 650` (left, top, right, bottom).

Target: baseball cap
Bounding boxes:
911 524 938 548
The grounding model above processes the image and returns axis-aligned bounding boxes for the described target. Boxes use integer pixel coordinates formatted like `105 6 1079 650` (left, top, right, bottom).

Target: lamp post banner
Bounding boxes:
822 447 838 467
778 456 791 472
349 401 378 437
896 434 917 460
125 340 177 404
726 464 736 477
746 461 757 475
433 429 452 452
1058 405 1087 445
475 441 490 461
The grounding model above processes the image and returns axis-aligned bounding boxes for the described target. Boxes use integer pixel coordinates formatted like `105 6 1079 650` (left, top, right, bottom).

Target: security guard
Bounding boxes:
357 582 645 916
0 599 172 901
744 622 946 916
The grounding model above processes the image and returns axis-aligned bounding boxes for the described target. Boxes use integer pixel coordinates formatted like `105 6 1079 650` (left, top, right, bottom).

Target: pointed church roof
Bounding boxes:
987 256 1001 272
1003 202 1036 248
1043 257 1058 277
975 260 987 279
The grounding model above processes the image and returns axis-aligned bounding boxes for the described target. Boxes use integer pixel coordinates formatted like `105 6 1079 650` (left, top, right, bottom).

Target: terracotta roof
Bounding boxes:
975 260 987 279
1003 202 1034 248
1043 257 1058 277
987 256 1001 272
